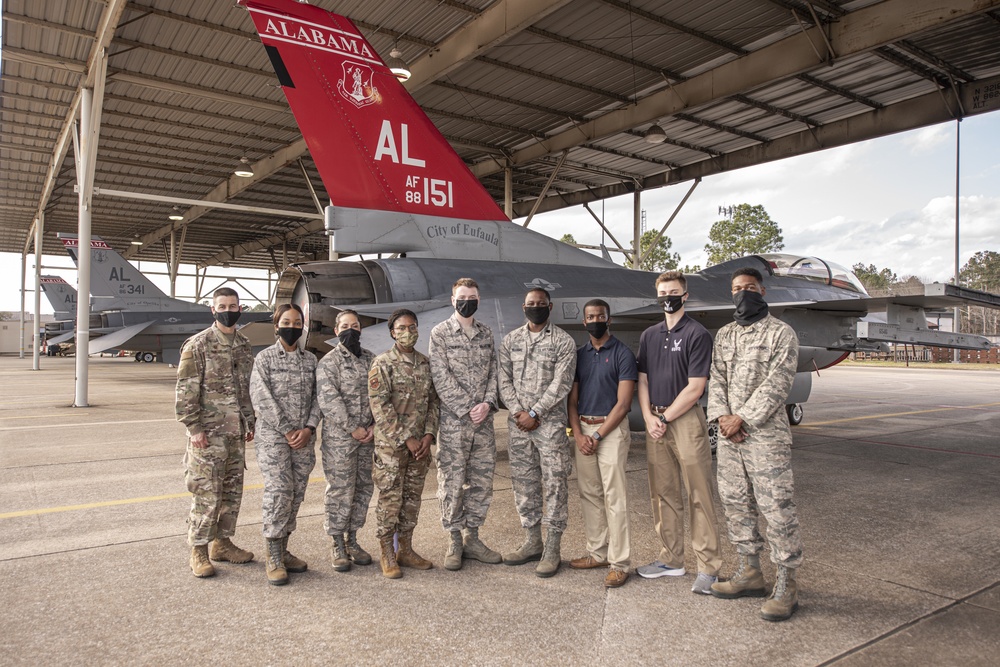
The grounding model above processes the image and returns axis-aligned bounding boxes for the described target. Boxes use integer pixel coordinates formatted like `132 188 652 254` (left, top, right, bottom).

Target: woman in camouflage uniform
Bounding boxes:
315 309 377 572
249 303 321 586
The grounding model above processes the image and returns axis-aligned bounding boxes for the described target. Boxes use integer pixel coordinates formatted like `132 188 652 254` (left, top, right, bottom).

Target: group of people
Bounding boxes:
175 266 804 622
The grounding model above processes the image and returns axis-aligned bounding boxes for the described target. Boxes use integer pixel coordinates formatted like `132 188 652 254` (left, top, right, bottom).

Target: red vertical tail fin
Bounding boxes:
241 0 508 222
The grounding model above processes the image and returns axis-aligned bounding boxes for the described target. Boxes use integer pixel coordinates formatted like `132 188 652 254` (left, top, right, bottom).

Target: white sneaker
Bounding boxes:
636 560 686 579
691 572 718 595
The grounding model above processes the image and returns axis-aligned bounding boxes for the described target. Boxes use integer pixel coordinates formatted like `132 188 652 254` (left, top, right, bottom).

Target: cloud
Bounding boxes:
903 125 952 155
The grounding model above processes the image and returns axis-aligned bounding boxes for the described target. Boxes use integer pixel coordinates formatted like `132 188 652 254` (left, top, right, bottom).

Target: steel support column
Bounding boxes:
505 166 513 219
32 212 44 371
632 190 641 269
19 251 27 359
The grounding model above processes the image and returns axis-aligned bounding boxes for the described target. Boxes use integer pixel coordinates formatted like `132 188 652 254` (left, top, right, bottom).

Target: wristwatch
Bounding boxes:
593 432 603 442
658 413 669 425
528 409 538 420
307 425 316 434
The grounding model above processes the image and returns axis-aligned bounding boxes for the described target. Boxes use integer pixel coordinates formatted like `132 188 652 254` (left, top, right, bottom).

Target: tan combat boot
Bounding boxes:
331 534 351 572
209 537 254 564
463 526 502 564
503 525 543 565
345 531 372 565
711 553 767 599
396 531 433 569
190 544 215 578
379 535 402 579
281 535 307 573
265 538 288 586
535 529 562 578
444 530 464 571
760 566 799 622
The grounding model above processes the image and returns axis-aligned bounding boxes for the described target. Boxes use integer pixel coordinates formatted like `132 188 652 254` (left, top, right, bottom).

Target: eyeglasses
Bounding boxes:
393 324 418 333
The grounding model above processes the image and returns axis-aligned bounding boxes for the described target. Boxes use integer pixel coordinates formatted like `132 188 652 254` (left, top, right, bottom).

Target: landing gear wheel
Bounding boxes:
786 403 803 426
140 352 156 363
134 352 142 362
707 422 718 455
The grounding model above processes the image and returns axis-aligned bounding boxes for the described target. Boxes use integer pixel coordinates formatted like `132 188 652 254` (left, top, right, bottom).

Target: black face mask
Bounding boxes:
455 299 478 318
585 321 608 339
524 306 550 326
276 327 302 346
657 294 685 314
338 328 362 356
733 290 769 326
214 310 241 328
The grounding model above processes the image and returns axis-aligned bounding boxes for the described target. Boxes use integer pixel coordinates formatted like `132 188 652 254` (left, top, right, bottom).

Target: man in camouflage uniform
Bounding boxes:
707 267 803 621
316 309 377 572
369 309 440 579
429 278 502 570
176 287 256 578
498 287 577 578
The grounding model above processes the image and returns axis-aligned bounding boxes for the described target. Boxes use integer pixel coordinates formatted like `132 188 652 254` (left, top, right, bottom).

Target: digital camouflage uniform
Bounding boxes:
369 345 440 539
249 340 321 540
176 324 256 547
498 322 577 532
315 342 377 535
707 314 803 568
429 314 499 532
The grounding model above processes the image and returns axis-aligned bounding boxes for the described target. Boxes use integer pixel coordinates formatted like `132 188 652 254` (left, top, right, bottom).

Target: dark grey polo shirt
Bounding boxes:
637 314 712 407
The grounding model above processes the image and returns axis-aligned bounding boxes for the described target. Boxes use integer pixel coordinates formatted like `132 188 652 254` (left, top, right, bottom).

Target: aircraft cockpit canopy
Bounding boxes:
761 254 868 295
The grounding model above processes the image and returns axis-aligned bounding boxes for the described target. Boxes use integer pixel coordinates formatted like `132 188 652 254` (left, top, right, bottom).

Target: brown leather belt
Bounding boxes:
652 405 669 413
580 416 606 425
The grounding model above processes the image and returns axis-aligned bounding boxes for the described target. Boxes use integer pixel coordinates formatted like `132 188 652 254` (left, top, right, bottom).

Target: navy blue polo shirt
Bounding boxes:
637 315 712 407
574 335 638 416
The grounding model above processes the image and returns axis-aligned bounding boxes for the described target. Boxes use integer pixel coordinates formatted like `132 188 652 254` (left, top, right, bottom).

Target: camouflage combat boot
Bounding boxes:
760 566 799 622
379 535 402 579
345 531 372 565
463 527 502 564
281 535 308 573
209 537 254 564
396 531 433 570
265 538 289 586
503 525 543 565
190 544 215 578
711 553 767 599
535 529 562 578
331 534 351 572
444 530 464 571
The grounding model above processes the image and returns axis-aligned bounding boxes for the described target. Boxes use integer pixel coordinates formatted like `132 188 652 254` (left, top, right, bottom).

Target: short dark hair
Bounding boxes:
583 299 610 318
525 287 551 303
272 303 303 326
213 286 239 300
387 308 418 331
731 267 764 285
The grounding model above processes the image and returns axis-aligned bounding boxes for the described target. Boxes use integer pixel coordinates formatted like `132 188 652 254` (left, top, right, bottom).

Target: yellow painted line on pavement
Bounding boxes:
0 477 327 520
0 413 82 421
802 402 1000 427
0 418 177 432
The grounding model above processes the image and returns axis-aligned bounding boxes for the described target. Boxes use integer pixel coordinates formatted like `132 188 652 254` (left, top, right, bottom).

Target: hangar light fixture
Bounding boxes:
386 47 411 82
644 123 666 144
234 156 254 178
130 235 143 246
168 206 184 221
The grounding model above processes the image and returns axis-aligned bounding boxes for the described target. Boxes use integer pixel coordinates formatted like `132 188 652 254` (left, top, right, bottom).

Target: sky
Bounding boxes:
1 112 998 315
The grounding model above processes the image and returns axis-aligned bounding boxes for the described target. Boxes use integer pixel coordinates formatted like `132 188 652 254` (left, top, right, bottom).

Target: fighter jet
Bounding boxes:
57 234 272 364
241 0 999 424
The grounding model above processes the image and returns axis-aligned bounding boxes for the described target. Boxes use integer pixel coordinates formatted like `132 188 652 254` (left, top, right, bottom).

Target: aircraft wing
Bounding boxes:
47 331 77 345
796 282 1000 312
349 299 451 318
88 320 156 355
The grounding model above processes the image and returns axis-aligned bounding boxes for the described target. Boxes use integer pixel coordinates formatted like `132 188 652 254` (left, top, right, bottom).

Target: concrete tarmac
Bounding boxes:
1 356 998 666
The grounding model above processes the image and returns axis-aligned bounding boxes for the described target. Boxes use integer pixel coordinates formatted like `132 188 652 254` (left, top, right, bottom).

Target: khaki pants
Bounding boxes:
646 406 722 575
575 419 631 569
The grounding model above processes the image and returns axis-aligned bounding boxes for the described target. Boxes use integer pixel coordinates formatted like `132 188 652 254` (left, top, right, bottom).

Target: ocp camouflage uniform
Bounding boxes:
369 346 440 539
429 314 499 531
316 342 376 535
707 314 803 568
176 325 255 546
498 322 577 532
249 340 321 539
